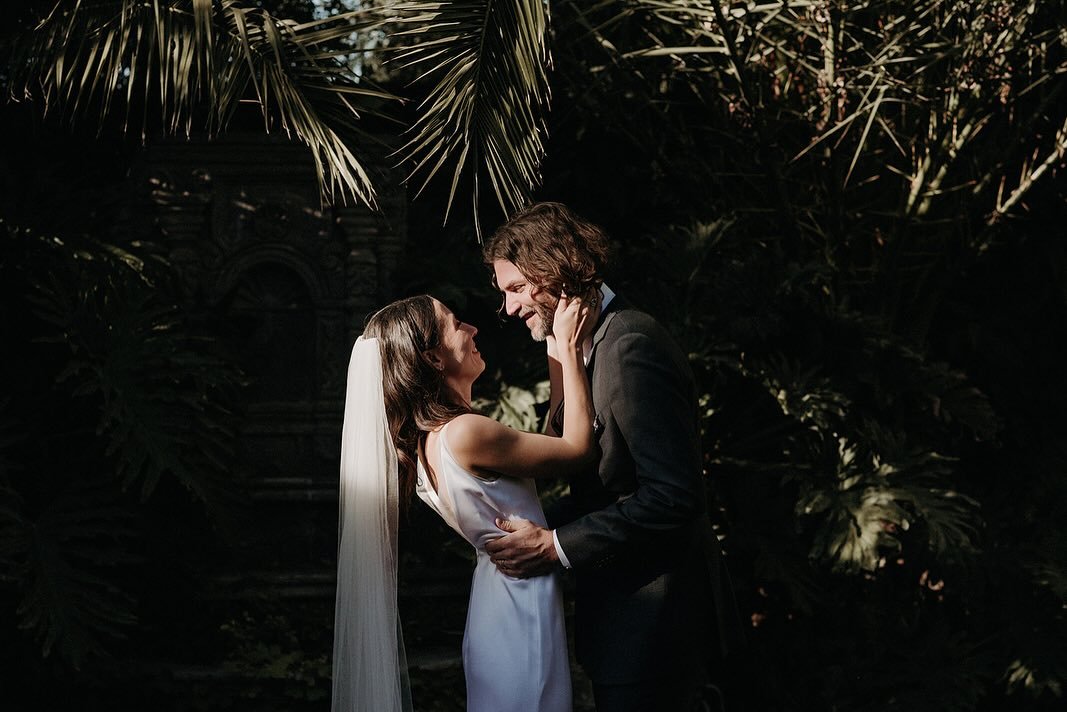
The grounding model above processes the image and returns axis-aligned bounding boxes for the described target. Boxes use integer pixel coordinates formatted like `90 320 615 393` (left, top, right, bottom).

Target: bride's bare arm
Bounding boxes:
549 292 595 452
448 295 595 479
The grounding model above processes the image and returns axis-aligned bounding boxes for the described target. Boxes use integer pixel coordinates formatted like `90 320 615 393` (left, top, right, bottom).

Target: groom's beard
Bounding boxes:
529 300 556 341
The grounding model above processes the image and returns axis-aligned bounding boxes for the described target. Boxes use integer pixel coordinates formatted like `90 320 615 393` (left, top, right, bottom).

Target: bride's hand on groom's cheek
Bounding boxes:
552 294 591 346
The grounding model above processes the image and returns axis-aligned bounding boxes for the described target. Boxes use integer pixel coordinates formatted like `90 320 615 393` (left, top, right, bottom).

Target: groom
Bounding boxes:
483 202 745 711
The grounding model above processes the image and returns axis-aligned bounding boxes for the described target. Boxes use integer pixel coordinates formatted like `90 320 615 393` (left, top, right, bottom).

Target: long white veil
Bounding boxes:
331 336 413 712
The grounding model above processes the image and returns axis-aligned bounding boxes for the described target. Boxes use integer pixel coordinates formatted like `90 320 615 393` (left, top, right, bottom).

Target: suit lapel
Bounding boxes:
586 296 626 374
548 297 625 434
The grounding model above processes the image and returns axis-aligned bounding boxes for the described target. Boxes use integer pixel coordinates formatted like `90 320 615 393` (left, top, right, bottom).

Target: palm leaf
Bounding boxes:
11 0 397 206
797 434 910 573
389 0 551 233
24 231 243 511
3 484 138 669
0 398 20 483
796 429 981 573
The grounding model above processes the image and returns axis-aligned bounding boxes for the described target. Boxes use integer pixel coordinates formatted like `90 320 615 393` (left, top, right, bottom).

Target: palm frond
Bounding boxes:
0 398 20 481
1004 655 1066 700
995 523 1067 699
1026 530 1067 603
796 429 980 573
4 485 138 669
0 485 24 583
595 0 1067 249
24 230 243 510
756 355 851 432
885 466 982 561
10 0 397 206
797 434 910 573
860 336 1000 441
389 0 551 233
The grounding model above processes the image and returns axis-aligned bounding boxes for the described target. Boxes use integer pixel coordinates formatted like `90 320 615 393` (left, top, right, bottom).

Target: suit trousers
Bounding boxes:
590 655 714 712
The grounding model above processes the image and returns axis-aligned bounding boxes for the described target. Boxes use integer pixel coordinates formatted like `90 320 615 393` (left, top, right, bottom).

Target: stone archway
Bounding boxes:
138 130 407 581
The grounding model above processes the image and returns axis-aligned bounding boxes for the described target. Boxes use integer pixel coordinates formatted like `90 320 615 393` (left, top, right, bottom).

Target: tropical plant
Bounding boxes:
387 1 1067 709
5 0 1066 708
6 0 397 205
388 0 552 232
0 223 244 671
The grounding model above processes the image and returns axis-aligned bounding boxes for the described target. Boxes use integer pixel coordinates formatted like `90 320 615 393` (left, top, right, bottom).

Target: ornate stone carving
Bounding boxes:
137 131 405 485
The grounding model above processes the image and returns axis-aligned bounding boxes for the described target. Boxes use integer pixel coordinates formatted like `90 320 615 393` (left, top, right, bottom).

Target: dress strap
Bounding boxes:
435 418 468 466
422 426 463 534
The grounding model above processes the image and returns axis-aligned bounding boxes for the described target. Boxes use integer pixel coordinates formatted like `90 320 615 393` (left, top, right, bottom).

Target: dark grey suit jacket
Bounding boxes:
553 297 744 685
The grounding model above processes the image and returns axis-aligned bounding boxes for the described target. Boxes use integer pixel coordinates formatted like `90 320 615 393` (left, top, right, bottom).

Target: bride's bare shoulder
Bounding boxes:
446 412 500 440
445 412 507 456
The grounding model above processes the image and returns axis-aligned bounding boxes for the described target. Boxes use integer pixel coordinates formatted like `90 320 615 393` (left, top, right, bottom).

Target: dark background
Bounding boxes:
2 2 1066 711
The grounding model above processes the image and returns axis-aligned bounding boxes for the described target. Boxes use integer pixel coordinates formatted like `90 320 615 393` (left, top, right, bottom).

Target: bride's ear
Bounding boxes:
422 349 445 372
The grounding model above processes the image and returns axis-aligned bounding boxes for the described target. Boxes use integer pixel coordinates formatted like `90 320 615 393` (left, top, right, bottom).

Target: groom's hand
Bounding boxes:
486 517 559 578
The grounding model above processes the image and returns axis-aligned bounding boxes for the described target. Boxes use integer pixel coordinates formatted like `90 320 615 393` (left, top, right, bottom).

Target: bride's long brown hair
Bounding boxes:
362 295 472 506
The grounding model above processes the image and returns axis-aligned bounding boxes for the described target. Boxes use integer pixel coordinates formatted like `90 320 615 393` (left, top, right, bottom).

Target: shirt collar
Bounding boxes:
583 283 615 365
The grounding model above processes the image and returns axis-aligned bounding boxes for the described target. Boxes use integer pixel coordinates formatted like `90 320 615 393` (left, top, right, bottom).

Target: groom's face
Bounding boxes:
492 259 558 342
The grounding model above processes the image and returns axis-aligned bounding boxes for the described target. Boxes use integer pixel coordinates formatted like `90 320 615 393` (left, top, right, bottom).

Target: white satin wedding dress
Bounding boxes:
416 422 572 712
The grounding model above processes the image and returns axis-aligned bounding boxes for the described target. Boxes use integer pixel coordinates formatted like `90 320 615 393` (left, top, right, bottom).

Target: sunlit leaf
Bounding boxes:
389 0 551 234
10 0 398 206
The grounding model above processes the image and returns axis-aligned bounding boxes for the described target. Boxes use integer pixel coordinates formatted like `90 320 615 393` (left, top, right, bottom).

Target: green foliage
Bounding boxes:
22 230 242 508
7 0 397 205
472 379 550 434
606 210 1065 709
0 223 244 670
571 0 1067 232
475 4 1067 703
389 0 552 230
3 0 1064 708
219 609 331 702
1 483 138 670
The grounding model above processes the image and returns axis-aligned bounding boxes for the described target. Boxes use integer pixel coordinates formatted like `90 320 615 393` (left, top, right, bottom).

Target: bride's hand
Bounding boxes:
551 293 591 351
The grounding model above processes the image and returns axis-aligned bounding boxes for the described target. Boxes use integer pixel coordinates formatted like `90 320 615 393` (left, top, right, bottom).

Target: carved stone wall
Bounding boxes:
138 132 406 584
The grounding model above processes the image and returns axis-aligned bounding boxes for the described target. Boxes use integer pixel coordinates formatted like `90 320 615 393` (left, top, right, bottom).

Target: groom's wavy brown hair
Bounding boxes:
363 295 471 508
483 202 610 302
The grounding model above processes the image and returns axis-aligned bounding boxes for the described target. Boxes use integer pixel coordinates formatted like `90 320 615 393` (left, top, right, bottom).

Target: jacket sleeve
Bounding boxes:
554 326 706 570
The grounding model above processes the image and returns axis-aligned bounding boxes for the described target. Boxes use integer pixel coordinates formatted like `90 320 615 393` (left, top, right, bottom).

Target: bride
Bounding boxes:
331 292 595 712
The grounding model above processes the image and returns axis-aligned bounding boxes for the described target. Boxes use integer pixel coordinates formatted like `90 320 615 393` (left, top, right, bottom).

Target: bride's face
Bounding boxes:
430 300 485 384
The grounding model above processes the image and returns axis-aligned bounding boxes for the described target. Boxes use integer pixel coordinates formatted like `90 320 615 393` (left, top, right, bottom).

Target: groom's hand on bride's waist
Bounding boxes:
486 517 560 579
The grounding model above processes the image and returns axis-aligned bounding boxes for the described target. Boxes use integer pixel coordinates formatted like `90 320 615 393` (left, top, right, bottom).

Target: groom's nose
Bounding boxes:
504 293 520 316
